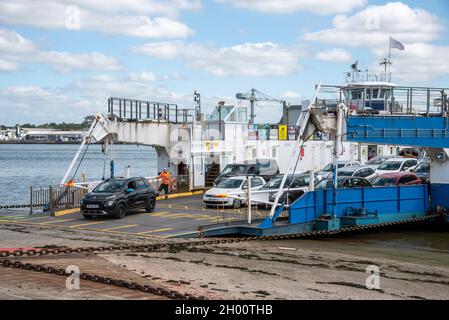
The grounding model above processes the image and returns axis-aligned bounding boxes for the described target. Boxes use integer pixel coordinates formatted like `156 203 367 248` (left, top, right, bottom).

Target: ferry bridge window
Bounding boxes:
350 90 362 100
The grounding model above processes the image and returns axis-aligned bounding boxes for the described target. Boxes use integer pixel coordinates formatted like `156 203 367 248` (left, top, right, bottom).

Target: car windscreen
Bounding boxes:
261 176 293 189
315 179 334 190
93 181 126 193
377 161 402 170
220 165 247 176
366 156 388 164
215 179 244 189
414 162 430 173
338 170 353 176
371 177 397 186
323 163 345 171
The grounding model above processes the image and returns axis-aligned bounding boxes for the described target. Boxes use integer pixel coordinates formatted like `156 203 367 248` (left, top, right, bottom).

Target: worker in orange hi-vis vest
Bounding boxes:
157 168 171 200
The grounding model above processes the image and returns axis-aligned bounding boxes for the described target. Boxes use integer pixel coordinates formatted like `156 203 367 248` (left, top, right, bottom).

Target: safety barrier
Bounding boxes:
29 185 88 214
284 184 429 225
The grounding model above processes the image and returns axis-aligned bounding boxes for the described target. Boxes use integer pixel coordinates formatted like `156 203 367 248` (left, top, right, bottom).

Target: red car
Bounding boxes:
371 172 422 186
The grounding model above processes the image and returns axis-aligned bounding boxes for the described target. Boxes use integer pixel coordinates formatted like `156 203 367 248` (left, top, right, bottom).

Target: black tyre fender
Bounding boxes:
145 196 156 213
114 202 127 219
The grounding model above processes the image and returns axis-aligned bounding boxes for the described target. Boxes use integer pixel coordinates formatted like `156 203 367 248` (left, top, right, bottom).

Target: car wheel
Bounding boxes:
114 203 127 219
82 214 93 219
145 197 156 213
233 199 242 209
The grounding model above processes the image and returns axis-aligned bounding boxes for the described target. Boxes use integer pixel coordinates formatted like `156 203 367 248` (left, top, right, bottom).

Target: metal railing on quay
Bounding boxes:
29 184 88 214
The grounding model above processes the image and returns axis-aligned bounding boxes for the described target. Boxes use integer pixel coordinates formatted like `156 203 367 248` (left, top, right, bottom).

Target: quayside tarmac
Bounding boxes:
0 195 448 300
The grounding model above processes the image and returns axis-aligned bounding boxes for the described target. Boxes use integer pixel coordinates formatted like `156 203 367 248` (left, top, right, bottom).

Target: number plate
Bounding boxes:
86 204 99 208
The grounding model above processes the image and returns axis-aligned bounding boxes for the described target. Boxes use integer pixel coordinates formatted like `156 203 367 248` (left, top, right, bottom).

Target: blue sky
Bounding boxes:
0 0 448 125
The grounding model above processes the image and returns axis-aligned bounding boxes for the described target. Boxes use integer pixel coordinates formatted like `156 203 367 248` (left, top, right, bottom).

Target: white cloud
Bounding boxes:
133 41 301 76
34 51 122 73
216 0 366 15
316 48 352 62
0 28 122 72
281 91 301 99
0 58 18 71
128 70 186 82
0 28 35 54
304 2 443 47
129 71 158 82
0 0 195 39
374 43 449 82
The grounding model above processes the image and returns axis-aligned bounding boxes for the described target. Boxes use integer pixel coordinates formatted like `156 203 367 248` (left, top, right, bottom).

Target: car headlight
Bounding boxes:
106 200 115 207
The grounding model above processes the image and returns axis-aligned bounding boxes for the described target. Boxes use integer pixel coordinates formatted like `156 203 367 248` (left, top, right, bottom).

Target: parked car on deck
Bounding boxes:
371 172 422 187
315 177 373 190
410 161 430 183
81 177 157 219
316 160 361 180
203 176 266 208
214 159 279 186
252 173 309 206
332 165 377 180
266 173 311 205
375 158 418 175
365 155 395 170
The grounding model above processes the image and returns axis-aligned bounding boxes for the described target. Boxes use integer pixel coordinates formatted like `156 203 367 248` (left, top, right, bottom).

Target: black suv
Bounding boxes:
80 177 157 219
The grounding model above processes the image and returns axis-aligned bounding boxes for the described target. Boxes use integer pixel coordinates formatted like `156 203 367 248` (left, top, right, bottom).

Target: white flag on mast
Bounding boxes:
389 37 405 50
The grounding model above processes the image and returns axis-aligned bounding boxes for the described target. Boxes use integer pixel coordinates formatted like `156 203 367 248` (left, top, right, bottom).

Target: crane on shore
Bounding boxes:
236 88 284 124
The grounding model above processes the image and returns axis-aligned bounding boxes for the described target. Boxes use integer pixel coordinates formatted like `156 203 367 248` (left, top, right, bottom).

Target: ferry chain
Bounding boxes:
0 204 42 209
0 213 439 300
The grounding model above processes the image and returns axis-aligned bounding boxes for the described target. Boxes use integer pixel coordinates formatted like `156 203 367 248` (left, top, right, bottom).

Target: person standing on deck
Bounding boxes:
158 168 171 200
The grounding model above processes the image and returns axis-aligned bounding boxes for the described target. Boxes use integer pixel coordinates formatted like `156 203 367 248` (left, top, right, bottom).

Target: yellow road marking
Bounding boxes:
54 208 80 216
137 227 173 235
184 206 189 209
69 221 106 228
101 224 139 231
146 211 170 217
166 213 196 219
168 204 172 209
39 218 77 225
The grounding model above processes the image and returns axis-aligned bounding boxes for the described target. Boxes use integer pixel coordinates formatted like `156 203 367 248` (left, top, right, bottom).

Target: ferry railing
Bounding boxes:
146 175 190 194
107 97 196 124
318 85 449 116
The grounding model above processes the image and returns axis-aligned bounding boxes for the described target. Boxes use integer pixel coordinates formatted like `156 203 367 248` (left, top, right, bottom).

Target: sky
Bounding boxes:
0 0 448 125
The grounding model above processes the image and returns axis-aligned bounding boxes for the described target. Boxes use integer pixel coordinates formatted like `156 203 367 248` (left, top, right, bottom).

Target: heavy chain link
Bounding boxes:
0 259 204 300
0 213 438 300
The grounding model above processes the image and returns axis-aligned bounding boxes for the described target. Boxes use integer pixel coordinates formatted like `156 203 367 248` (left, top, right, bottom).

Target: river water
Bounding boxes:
0 144 157 204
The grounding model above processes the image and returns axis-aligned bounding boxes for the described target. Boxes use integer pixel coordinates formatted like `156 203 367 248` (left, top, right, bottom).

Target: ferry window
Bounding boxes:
351 90 362 99
228 109 236 122
379 89 385 99
251 148 257 159
372 89 379 99
237 107 247 122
